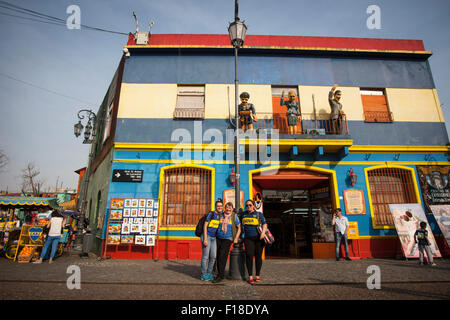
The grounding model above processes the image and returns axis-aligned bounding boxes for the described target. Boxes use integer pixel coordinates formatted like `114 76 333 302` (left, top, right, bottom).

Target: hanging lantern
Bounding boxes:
229 167 236 186
349 168 357 187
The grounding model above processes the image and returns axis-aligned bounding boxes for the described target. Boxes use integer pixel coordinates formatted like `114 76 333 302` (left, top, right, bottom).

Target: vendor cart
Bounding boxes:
0 196 63 262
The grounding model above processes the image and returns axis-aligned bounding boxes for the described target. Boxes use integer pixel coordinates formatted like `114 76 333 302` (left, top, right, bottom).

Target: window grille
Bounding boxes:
367 167 417 227
161 167 211 226
173 85 205 119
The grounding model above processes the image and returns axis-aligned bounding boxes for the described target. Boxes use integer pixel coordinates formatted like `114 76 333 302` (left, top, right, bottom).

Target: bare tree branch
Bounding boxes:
21 162 45 197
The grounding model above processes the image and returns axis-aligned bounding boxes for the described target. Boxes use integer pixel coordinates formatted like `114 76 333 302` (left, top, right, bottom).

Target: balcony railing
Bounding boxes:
363 111 393 123
251 113 349 136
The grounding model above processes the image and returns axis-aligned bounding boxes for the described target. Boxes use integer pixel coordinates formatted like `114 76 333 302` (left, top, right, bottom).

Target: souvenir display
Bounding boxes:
106 198 159 247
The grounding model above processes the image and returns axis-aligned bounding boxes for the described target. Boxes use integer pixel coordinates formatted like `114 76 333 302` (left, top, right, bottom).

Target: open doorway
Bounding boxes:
252 169 334 259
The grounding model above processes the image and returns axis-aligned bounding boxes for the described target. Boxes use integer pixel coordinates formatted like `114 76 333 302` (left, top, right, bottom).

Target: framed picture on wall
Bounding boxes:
343 189 366 215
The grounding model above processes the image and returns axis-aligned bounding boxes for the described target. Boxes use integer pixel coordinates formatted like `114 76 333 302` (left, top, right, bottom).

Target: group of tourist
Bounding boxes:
200 198 267 284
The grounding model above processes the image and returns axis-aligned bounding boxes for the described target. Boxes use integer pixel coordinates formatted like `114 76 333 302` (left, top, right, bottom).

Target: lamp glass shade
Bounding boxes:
228 20 247 48
74 121 83 137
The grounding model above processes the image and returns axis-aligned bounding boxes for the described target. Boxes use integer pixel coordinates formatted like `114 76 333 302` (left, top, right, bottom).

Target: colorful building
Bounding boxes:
83 33 450 259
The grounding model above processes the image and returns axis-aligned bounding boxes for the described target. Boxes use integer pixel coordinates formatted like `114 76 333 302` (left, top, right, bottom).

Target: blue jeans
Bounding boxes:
41 236 60 259
201 234 217 276
335 232 349 259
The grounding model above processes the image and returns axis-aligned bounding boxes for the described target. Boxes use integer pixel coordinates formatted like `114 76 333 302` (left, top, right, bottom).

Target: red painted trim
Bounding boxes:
104 237 450 260
127 33 426 52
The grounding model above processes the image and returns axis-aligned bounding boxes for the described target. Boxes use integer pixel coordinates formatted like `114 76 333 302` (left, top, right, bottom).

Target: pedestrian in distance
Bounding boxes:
414 221 437 266
34 210 65 264
242 199 267 284
213 202 241 283
331 208 351 261
200 199 223 281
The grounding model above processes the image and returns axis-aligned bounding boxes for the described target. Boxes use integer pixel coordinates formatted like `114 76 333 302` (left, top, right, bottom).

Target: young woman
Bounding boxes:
200 199 222 281
213 202 241 283
242 199 267 284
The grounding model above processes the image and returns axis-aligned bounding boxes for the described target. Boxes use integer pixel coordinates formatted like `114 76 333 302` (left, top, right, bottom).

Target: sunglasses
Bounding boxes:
246 204 253 208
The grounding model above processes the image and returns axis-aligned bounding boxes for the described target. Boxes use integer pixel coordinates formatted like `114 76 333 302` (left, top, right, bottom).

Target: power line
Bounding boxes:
0 1 129 36
0 72 96 105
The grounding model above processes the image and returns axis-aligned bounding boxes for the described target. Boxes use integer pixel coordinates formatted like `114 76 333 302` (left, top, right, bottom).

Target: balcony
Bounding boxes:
251 112 349 137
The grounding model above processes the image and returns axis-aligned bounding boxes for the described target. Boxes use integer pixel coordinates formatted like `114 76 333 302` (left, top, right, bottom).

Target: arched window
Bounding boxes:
367 167 418 227
161 166 212 226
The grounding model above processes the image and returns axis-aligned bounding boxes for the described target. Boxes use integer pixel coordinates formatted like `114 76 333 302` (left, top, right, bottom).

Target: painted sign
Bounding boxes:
429 205 450 247
112 169 144 183
416 166 450 213
343 189 366 215
28 227 43 242
347 221 359 239
222 189 244 210
389 204 441 259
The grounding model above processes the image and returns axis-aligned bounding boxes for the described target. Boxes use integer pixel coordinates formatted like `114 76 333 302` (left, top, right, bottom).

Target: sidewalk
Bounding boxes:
1 251 449 286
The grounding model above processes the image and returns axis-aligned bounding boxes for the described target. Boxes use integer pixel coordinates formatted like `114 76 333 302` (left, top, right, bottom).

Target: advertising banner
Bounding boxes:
429 205 450 247
416 165 450 213
389 204 441 258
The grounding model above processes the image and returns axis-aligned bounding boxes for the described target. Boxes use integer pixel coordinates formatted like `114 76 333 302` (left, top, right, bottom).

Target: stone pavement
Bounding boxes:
1 251 449 286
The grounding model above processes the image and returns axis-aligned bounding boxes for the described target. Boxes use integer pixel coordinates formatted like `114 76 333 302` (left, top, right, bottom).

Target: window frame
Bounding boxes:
360 88 393 123
158 165 215 227
365 165 421 229
173 84 206 119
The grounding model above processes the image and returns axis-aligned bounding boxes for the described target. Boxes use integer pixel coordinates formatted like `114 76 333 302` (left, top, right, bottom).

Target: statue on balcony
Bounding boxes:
238 92 257 133
281 90 300 135
329 84 345 134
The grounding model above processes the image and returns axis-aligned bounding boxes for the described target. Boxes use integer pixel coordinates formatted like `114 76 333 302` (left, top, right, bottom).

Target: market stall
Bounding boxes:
0 196 62 262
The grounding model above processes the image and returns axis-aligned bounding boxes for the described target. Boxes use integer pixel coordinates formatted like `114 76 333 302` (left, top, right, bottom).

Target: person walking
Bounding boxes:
200 199 222 281
331 208 351 261
213 202 241 283
34 210 64 264
414 221 437 266
242 199 267 284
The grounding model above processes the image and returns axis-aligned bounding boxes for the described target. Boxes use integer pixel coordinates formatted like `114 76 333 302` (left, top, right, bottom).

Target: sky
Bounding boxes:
0 0 449 193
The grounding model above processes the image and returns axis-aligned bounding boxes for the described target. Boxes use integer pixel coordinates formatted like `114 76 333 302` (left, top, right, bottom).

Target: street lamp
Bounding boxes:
73 109 97 247
228 0 247 281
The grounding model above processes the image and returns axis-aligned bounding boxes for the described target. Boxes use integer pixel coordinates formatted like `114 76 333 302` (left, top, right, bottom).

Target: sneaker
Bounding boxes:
345 257 352 261
431 263 437 267
200 274 209 281
33 260 42 264
207 274 214 281
336 258 340 261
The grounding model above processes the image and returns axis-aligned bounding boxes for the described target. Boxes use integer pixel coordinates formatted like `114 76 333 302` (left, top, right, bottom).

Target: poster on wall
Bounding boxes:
416 165 450 213
106 198 159 246
343 189 366 215
223 189 245 210
429 205 450 247
347 221 359 239
389 204 441 259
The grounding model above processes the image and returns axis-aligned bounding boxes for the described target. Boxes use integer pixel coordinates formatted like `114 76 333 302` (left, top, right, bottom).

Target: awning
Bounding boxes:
0 196 62 210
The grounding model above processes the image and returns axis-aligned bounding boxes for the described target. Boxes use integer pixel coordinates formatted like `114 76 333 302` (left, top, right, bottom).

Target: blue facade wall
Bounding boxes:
123 53 435 89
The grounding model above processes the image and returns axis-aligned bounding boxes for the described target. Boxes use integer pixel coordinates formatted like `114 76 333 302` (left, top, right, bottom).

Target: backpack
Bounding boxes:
195 212 210 237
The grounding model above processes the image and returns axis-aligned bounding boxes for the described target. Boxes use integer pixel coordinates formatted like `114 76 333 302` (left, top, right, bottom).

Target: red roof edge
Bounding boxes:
126 33 426 52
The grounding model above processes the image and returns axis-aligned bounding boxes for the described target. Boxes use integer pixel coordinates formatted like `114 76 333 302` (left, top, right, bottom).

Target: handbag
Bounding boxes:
256 212 275 245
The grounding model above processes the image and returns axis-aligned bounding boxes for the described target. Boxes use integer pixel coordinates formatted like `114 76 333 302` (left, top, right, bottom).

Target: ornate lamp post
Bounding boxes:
228 0 247 281
73 109 97 247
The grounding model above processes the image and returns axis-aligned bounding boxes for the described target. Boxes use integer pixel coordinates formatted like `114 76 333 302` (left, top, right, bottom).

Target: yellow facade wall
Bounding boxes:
298 86 364 121
386 88 444 123
117 83 444 123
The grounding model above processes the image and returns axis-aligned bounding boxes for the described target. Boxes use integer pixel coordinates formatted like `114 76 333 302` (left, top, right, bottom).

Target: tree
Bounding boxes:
21 162 45 196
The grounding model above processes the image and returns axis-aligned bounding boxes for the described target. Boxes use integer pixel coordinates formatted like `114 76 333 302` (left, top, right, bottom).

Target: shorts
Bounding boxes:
240 115 254 126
